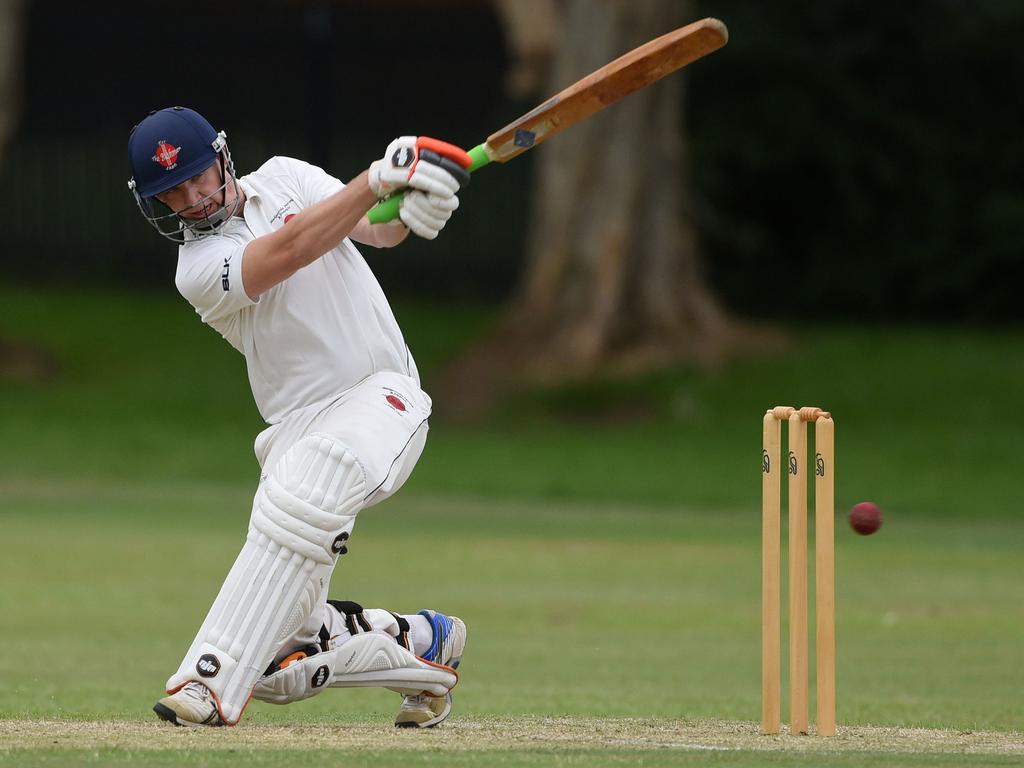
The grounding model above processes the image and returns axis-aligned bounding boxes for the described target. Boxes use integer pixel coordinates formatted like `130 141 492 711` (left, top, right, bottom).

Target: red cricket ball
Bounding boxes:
849 502 883 535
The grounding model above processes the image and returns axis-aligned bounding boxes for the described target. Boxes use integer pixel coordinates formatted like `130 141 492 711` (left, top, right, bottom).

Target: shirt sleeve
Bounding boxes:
283 156 346 207
175 237 258 326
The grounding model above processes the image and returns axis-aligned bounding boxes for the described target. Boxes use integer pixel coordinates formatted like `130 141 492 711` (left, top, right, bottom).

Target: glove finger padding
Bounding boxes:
415 192 459 213
417 149 471 190
400 191 458 240
368 136 472 199
405 159 464 198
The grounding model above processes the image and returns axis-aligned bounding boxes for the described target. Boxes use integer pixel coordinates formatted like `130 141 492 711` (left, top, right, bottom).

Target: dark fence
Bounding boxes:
0 134 530 299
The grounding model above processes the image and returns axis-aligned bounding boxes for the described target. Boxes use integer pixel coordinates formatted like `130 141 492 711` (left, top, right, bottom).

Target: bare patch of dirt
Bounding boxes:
0 339 58 382
1 718 1021 755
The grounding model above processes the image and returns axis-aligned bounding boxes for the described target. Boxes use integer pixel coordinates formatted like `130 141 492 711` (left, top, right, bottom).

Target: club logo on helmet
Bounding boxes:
152 141 182 170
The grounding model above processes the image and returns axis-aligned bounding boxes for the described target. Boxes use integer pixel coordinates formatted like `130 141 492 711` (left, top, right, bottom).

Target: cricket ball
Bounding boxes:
848 502 882 535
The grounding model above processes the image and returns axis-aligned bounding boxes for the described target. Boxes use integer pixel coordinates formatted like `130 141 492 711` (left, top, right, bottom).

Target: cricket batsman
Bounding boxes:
126 106 468 728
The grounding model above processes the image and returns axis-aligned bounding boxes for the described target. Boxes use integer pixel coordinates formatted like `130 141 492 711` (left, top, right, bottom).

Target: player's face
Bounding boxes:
156 164 235 220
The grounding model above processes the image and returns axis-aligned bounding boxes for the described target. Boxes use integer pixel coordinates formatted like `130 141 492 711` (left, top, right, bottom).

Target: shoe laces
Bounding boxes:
181 682 213 705
403 693 428 707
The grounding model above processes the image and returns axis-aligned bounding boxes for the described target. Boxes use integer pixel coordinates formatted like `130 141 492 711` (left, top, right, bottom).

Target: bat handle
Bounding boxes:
366 143 492 225
365 193 403 226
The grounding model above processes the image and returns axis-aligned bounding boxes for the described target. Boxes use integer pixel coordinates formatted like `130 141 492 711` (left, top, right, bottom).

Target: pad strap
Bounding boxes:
328 599 373 635
391 612 412 651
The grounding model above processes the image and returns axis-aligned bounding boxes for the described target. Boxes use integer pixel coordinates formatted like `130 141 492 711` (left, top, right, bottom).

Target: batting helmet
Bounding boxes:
127 106 240 242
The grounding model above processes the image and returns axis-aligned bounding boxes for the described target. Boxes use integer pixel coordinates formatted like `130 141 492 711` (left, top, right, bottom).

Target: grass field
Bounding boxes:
1 286 1022 766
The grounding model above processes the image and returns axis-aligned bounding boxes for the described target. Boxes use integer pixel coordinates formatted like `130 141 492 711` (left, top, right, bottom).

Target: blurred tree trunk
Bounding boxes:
0 0 31 377
0 0 25 167
515 0 732 375
441 0 742 415
492 0 561 98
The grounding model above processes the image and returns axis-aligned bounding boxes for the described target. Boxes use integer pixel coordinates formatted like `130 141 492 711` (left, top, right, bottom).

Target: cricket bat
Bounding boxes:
367 17 728 224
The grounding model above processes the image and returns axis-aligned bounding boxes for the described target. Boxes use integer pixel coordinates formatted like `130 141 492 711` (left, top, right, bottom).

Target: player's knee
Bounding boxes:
252 434 367 564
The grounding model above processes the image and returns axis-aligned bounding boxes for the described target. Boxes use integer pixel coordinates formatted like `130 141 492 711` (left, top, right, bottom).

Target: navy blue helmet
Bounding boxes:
127 107 241 242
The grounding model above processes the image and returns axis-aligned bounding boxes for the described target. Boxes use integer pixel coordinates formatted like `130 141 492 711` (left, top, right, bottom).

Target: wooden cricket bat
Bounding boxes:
367 17 728 223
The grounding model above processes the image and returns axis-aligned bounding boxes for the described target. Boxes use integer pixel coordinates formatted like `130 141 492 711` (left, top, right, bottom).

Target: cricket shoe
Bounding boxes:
153 681 223 727
394 610 466 729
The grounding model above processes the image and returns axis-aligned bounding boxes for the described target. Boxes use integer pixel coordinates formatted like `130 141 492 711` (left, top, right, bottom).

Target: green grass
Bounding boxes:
3 287 1024 516
1 486 1022 729
1 286 1023 765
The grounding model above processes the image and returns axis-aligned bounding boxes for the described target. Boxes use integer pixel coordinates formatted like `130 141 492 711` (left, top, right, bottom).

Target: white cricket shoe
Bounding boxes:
395 691 453 729
153 681 223 727
394 610 466 729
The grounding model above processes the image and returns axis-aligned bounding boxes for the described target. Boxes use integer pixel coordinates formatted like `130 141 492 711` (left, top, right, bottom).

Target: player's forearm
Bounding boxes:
283 170 378 267
241 171 378 299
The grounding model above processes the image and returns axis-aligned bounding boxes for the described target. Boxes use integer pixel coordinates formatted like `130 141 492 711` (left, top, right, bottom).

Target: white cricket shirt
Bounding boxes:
174 156 418 424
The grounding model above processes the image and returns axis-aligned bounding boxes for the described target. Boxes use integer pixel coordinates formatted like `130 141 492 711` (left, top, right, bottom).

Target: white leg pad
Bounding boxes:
166 434 365 724
253 631 458 704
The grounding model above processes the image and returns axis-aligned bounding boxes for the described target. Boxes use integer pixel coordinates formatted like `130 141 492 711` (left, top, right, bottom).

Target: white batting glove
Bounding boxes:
399 190 460 240
368 136 472 199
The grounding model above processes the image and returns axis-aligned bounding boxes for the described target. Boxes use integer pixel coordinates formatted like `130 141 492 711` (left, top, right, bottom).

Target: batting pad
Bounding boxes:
166 434 366 724
253 631 458 704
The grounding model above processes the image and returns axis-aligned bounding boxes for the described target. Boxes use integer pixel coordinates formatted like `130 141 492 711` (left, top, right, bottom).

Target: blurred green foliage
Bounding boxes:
693 0 1024 318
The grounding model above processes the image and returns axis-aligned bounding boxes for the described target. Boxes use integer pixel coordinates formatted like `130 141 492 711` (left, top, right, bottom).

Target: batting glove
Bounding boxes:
399 190 460 240
368 137 472 199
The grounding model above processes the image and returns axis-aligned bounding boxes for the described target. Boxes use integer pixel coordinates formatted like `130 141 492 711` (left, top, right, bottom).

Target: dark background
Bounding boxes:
2 0 1022 318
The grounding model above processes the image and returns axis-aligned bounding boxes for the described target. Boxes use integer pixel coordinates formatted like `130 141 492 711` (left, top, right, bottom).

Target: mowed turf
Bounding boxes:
1 486 1022 765
1 287 1023 765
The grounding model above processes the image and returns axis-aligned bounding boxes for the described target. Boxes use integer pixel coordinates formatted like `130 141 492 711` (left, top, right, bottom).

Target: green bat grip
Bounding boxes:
366 143 492 225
